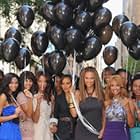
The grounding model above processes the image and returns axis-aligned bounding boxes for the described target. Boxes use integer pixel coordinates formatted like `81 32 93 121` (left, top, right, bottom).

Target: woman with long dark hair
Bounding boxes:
33 71 54 140
54 74 76 140
0 73 22 140
130 74 140 140
17 71 36 140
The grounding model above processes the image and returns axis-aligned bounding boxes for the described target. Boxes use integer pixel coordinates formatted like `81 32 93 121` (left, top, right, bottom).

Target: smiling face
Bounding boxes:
61 77 72 94
132 79 140 96
110 80 121 97
9 77 19 93
84 71 95 89
37 75 47 93
24 79 33 90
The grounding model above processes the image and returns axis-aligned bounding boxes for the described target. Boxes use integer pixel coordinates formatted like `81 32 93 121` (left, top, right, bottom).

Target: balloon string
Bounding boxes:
54 134 61 140
66 57 72 74
42 55 45 74
125 52 129 82
72 50 76 89
129 59 134 76
24 53 26 69
0 15 1 38
132 60 138 79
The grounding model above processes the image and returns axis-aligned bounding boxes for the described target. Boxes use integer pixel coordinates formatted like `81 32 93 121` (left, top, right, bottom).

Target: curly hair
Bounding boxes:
105 75 128 101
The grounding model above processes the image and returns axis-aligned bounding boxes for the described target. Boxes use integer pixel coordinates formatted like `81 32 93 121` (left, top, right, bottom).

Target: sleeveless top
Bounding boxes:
106 98 127 121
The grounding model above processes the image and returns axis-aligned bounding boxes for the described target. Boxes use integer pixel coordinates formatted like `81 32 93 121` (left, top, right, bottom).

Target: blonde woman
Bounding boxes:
103 75 134 140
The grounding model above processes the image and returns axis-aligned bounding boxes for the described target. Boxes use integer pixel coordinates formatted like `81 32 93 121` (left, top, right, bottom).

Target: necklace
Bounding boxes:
86 89 95 97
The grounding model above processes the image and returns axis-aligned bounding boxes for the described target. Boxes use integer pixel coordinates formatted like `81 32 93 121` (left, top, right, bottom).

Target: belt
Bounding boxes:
60 117 71 122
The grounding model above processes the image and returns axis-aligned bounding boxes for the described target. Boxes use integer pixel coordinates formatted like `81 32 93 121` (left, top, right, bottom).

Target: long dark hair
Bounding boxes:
36 71 52 103
19 71 36 94
0 73 20 103
131 74 140 99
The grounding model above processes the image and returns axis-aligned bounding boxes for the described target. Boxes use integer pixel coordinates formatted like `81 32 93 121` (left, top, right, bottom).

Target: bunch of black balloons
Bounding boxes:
1 0 140 74
41 0 113 72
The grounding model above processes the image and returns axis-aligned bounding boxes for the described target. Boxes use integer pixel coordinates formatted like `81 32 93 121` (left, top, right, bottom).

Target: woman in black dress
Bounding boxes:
70 67 105 140
54 75 75 140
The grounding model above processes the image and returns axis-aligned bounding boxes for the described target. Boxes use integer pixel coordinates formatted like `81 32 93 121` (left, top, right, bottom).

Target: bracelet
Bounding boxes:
69 103 75 109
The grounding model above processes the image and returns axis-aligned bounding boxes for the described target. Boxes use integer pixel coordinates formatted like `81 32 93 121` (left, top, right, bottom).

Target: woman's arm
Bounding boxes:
132 99 140 122
17 91 33 118
0 94 18 123
68 90 81 118
32 94 43 123
124 98 134 128
98 104 106 139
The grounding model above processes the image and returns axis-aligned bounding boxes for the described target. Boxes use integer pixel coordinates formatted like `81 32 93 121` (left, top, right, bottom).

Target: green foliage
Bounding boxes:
0 0 50 19
124 55 140 75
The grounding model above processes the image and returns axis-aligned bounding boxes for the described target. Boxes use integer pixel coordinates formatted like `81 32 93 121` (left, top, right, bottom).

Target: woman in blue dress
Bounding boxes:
0 73 22 140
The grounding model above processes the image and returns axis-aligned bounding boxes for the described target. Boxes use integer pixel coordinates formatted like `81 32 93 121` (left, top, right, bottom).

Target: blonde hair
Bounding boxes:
105 75 128 101
79 67 104 101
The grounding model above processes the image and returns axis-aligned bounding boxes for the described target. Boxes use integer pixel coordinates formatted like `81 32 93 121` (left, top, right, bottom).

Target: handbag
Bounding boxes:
130 121 140 140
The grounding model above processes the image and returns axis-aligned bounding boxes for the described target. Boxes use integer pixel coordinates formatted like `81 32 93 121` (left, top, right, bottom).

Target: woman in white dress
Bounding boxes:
33 71 54 140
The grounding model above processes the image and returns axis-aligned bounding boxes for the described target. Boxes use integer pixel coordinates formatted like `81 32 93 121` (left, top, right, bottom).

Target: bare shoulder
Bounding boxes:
74 90 81 101
0 93 7 101
104 100 111 108
75 90 80 97
0 93 7 105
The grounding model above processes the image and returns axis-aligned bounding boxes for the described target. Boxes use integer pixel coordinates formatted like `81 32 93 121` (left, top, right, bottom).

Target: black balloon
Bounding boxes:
128 40 140 60
52 0 61 4
74 0 86 14
17 5 35 28
103 0 109 3
0 40 3 59
2 38 20 62
64 28 84 52
103 46 118 65
41 2 55 24
49 24 65 50
5 27 22 44
112 15 129 37
15 47 31 69
83 36 102 60
85 28 96 39
31 31 48 57
137 25 140 40
75 11 92 33
87 0 103 12
53 2 73 27
41 53 53 75
93 7 112 29
64 0 81 8
76 51 84 63
120 21 138 47
48 51 66 74
97 25 113 45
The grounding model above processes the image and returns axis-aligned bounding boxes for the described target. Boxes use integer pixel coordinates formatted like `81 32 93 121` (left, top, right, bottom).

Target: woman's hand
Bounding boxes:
98 129 104 139
15 106 22 117
24 89 33 99
36 93 43 105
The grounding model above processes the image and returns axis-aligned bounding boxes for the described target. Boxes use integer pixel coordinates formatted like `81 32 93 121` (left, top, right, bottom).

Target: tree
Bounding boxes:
0 0 47 19
124 55 140 76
